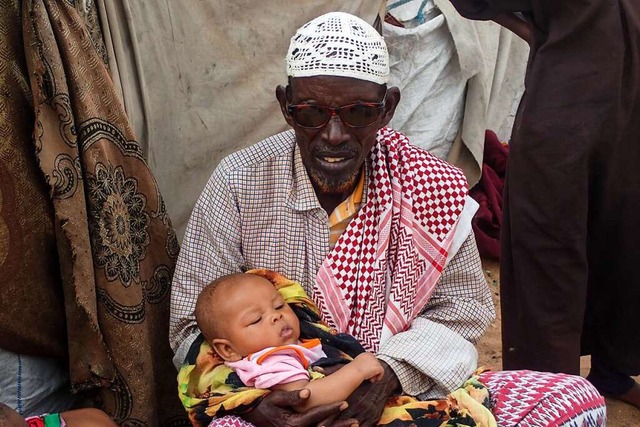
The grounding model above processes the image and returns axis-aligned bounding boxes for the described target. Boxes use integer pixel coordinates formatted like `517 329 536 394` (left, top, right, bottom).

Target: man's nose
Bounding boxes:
324 115 350 146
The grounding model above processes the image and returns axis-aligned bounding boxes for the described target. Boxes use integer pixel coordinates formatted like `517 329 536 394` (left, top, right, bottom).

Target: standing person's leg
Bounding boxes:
583 16 640 401
500 108 590 374
500 0 634 377
586 357 640 407
584 175 640 408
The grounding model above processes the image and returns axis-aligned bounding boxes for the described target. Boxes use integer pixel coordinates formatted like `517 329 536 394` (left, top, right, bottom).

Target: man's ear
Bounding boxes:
379 86 401 128
276 85 295 127
212 338 242 362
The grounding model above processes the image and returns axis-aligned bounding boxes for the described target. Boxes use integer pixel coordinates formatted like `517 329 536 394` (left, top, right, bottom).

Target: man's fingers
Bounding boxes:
315 402 353 427
298 388 311 400
315 410 339 427
328 418 359 427
267 389 309 408
295 401 345 426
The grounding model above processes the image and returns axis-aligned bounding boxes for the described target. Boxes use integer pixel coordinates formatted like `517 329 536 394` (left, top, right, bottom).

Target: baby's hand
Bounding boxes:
352 352 385 382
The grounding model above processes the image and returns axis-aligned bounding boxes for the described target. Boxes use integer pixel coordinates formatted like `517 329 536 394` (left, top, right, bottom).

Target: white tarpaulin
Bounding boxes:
97 1 527 237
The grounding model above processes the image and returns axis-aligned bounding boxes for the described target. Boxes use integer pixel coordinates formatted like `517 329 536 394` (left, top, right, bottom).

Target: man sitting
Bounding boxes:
170 11 605 427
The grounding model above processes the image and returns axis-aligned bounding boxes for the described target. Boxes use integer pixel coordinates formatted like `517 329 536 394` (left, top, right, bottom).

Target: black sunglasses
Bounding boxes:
287 100 385 129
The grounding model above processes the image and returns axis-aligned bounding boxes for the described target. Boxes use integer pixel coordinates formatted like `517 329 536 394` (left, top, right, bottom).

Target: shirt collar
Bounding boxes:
287 143 323 212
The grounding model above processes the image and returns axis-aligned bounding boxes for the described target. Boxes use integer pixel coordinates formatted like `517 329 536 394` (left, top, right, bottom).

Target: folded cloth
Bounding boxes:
470 130 509 259
25 413 66 427
178 269 496 427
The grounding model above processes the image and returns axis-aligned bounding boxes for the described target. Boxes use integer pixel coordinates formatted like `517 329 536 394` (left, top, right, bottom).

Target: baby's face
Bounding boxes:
219 276 300 358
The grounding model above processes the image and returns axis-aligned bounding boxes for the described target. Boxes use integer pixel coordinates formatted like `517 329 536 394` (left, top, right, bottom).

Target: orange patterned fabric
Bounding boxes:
328 171 365 249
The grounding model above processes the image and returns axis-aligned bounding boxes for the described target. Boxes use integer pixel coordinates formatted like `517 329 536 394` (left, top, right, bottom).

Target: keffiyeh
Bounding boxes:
315 128 468 351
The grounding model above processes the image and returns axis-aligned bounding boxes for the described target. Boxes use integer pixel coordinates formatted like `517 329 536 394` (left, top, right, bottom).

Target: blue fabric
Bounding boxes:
0 348 77 417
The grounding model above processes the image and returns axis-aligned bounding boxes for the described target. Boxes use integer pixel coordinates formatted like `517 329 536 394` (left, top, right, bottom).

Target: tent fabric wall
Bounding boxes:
97 1 527 238
386 0 528 186
436 0 528 187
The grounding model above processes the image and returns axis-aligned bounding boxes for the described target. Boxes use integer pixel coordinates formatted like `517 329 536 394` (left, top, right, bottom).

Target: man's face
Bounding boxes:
218 276 301 359
281 76 391 196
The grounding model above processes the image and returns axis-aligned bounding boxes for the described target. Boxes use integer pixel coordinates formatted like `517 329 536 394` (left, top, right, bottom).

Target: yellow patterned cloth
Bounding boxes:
178 270 496 427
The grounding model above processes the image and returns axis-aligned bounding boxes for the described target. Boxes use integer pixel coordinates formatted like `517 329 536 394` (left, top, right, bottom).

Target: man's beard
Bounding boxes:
309 170 359 195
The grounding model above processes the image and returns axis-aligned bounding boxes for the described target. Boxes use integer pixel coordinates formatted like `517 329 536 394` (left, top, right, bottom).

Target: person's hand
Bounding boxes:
336 360 401 427
242 388 357 427
352 353 384 382
449 0 500 20
0 403 27 427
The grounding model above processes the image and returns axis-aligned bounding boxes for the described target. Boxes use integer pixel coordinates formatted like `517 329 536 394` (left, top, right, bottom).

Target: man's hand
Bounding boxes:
351 353 385 382
242 388 356 427
449 0 533 44
449 0 499 20
336 360 401 427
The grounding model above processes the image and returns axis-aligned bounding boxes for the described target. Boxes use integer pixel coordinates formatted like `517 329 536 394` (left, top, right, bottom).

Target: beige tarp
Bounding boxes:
98 1 527 237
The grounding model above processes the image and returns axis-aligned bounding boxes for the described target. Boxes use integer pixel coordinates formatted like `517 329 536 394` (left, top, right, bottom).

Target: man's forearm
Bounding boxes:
337 361 401 423
378 360 401 396
377 317 479 397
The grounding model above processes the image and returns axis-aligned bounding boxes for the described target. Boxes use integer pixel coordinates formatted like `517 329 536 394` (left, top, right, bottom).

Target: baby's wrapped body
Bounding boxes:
179 269 495 427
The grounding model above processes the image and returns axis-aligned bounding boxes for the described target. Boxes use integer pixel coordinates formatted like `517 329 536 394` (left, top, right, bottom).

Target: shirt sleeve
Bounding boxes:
169 165 245 368
377 231 496 398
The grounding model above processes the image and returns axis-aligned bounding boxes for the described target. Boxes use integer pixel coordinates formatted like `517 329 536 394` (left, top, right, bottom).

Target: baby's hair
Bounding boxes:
195 273 253 343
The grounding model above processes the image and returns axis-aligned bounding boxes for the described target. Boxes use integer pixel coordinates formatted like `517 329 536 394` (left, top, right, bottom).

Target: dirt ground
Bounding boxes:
478 259 639 426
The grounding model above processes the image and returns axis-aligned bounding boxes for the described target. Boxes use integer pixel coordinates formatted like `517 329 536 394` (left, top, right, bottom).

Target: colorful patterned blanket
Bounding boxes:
178 270 496 427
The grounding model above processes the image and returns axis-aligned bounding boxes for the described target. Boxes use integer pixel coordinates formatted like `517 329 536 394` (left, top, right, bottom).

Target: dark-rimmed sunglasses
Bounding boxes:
287 100 385 129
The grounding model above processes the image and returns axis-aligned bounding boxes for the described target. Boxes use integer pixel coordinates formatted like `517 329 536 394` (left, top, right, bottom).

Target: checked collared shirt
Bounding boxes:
170 130 495 398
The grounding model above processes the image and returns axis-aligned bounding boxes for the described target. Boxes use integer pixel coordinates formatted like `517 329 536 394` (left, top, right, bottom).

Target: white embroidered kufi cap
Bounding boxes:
286 12 389 85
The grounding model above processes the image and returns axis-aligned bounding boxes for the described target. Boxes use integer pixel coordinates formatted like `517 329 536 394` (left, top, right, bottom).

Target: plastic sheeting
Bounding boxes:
97 1 527 237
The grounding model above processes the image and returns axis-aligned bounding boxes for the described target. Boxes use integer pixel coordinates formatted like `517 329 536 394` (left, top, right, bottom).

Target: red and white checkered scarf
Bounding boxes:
314 128 468 352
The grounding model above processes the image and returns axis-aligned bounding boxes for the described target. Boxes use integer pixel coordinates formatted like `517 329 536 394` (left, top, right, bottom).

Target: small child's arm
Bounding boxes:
272 352 384 412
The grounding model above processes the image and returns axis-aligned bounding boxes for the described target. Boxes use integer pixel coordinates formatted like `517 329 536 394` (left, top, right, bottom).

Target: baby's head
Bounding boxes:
195 273 301 362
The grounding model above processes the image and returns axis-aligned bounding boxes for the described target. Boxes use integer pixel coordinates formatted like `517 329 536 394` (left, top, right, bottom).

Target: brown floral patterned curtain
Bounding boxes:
0 0 187 424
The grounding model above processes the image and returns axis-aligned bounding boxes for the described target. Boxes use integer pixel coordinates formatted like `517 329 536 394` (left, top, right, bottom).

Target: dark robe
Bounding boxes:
452 0 640 376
